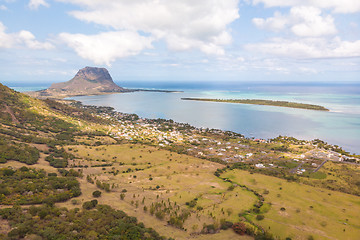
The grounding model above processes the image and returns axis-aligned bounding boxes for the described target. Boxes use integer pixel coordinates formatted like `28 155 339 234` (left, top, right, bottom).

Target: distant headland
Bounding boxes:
181 98 329 111
26 67 180 99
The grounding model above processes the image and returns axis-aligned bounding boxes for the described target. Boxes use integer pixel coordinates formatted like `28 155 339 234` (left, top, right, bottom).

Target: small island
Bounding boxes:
181 98 329 111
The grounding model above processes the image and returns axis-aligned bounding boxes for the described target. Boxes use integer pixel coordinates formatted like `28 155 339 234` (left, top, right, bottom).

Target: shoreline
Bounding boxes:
66 93 358 154
24 88 183 100
71 100 359 157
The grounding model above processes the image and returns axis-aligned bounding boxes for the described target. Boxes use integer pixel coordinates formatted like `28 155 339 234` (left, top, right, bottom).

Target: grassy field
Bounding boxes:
222 169 360 240
64 144 258 237
298 161 360 195
0 143 250 239
2 141 359 239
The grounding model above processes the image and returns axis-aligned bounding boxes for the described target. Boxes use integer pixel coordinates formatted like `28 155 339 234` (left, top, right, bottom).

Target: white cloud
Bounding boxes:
56 0 239 59
0 5 8 10
253 6 337 37
0 22 13 48
18 30 54 49
290 7 337 37
28 0 49 10
253 11 288 32
252 0 360 13
298 67 318 74
59 31 153 66
245 37 360 59
0 21 54 50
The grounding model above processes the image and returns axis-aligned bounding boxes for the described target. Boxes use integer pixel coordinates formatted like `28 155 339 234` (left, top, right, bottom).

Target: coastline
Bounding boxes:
71 100 359 158
20 85 360 154
68 90 360 154
24 88 183 100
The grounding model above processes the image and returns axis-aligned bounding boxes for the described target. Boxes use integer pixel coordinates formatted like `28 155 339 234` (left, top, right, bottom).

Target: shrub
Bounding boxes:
186 199 197 208
320 221 327 227
82 200 98 210
233 222 247 235
120 193 125 200
256 214 265 221
203 224 216 234
220 220 233 230
92 190 102 198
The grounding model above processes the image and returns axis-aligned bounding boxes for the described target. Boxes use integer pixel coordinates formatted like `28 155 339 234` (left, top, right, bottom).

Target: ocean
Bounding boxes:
11 82 360 154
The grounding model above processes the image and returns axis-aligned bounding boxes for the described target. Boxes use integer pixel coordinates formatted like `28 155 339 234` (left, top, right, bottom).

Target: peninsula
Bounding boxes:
26 66 180 99
181 98 329 111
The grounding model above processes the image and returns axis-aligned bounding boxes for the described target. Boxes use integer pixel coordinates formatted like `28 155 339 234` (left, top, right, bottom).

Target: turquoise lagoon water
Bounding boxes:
68 83 360 154
11 83 360 154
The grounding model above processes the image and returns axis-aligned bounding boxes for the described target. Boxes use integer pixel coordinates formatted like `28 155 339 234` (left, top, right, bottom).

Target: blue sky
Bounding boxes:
0 0 359 84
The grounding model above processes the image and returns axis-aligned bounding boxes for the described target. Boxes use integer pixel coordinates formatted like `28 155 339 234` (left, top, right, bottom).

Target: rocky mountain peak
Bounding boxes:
26 67 126 99
73 67 113 84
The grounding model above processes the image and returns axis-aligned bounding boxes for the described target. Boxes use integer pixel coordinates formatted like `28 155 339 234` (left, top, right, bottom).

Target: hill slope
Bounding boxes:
1 82 359 240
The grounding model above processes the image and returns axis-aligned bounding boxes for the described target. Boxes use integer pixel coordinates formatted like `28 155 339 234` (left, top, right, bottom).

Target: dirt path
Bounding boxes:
313 160 328 172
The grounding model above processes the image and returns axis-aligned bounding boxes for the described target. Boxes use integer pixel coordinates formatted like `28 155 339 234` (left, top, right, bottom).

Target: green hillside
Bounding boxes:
0 83 359 240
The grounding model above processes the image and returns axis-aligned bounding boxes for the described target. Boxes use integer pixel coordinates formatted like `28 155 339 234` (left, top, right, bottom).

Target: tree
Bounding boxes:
92 190 102 198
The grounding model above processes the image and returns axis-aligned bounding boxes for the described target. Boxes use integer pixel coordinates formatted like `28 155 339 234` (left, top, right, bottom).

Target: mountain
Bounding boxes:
27 67 128 99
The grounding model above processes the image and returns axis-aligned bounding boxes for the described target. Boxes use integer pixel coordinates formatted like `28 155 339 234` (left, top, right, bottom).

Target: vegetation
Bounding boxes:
92 190 102 198
181 97 329 111
0 167 80 205
0 139 39 164
0 204 166 240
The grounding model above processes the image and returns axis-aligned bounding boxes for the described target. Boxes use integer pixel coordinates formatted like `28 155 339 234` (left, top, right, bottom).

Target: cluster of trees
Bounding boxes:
0 167 81 205
0 126 52 145
58 168 83 177
45 147 75 168
145 200 190 229
82 199 99 210
0 204 167 240
0 139 39 164
45 155 68 168
96 180 111 192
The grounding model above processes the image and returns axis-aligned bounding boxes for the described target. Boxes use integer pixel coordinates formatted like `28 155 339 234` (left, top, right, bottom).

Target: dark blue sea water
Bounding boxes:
11 82 360 154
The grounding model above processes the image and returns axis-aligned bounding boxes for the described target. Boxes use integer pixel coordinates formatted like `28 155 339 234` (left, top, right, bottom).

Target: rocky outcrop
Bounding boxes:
27 67 127 99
